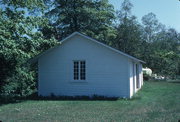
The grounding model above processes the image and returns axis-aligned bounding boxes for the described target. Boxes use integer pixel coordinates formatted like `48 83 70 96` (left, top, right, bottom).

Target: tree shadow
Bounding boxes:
0 93 120 106
27 94 120 101
0 97 25 106
168 80 180 83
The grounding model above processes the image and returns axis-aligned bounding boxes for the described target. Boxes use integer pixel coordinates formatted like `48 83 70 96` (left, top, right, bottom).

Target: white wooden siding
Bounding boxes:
128 61 143 98
129 60 134 98
38 34 131 98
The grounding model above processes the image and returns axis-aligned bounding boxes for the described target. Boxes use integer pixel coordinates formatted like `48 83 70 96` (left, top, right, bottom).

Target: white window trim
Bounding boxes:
72 60 86 82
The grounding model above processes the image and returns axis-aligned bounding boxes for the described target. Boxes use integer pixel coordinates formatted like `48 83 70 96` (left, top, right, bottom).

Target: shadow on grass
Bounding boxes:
167 80 180 83
0 96 25 106
30 94 120 101
146 79 180 83
0 93 121 106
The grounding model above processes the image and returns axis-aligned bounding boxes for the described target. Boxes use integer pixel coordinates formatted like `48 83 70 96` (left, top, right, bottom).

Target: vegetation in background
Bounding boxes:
0 0 179 97
0 0 58 96
114 0 143 57
42 0 116 44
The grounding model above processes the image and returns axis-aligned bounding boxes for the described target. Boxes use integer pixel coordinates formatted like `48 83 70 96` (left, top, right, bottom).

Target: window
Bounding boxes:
73 61 86 80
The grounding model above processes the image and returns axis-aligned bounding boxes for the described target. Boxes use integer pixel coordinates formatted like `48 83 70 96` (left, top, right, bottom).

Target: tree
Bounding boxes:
42 0 116 44
113 0 143 57
141 12 163 43
0 0 57 96
150 28 180 77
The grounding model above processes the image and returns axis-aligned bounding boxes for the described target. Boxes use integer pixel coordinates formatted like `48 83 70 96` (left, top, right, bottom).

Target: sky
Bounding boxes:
109 0 180 32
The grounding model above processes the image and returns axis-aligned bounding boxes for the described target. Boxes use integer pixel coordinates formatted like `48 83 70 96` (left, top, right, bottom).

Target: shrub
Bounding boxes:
1 67 37 97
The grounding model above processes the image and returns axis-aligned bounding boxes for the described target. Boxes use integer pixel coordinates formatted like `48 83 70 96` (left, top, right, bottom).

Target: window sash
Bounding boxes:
80 61 86 80
73 61 86 80
73 61 79 80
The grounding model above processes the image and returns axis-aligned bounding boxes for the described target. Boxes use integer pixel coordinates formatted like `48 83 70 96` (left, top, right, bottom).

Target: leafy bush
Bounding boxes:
1 66 37 97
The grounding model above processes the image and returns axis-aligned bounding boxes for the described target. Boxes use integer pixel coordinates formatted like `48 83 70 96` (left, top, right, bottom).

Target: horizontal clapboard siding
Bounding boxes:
38 34 130 98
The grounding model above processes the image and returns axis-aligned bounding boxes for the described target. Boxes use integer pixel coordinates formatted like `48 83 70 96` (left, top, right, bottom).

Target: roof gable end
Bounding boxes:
30 32 145 63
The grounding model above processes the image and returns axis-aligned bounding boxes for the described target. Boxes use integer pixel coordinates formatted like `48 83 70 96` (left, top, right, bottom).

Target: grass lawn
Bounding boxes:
0 81 180 122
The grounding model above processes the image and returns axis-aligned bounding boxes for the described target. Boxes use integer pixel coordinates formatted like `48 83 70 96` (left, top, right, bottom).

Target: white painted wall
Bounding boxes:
128 61 143 98
38 34 132 98
129 60 134 98
139 64 143 86
38 34 143 98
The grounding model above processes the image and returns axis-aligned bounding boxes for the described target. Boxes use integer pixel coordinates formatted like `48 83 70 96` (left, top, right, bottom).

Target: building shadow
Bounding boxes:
0 93 121 106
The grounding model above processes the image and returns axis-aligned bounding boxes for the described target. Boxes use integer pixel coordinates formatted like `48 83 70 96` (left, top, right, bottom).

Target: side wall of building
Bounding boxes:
38 35 131 98
128 60 143 98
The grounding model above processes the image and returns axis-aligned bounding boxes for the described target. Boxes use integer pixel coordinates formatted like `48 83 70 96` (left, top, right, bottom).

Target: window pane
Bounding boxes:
80 61 86 80
73 61 79 80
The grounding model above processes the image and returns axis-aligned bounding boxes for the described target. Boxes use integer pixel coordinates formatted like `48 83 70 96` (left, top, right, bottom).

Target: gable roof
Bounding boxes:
30 32 145 63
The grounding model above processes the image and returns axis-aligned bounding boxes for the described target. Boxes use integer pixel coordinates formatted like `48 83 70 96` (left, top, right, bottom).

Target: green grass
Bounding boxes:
0 81 180 122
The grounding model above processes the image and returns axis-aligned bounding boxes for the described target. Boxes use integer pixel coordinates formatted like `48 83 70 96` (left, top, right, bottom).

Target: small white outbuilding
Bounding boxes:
31 32 145 98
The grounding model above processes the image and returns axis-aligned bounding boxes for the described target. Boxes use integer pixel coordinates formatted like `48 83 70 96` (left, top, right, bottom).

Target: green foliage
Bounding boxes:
150 50 179 78
43 0 116 44
113 0 180 78
142 12 163 43
2 67 36 97
0 0 58 96
113 0 143 57
142 27 180 78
